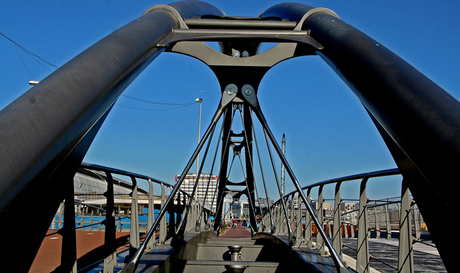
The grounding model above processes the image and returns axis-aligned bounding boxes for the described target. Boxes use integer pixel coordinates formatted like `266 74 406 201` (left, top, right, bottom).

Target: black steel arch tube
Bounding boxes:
262 3 459 271
0 1 223 213
0 1 223 270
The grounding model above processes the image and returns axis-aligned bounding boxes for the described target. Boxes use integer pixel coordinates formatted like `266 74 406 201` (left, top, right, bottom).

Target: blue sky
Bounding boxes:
1 1 460 201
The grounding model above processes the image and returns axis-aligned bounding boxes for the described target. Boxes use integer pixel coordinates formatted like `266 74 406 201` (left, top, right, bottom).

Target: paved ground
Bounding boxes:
29 230 137 273
342 238 447 272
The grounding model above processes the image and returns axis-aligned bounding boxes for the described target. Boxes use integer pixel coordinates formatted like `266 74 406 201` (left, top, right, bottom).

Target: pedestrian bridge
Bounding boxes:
0 1 457 272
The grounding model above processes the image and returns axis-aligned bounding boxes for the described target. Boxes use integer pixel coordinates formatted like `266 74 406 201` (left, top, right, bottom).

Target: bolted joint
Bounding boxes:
241 84 258 108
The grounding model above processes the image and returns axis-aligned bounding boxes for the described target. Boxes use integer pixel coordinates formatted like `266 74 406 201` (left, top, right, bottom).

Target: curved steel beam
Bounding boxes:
0 1 224 270
262 3 458 271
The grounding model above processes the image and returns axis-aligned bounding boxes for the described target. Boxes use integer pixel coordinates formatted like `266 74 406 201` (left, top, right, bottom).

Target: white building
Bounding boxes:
175 173 218 212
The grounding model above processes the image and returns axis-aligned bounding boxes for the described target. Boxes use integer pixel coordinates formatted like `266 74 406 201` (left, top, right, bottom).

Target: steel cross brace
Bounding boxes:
120 86 238 273
240 84 350 272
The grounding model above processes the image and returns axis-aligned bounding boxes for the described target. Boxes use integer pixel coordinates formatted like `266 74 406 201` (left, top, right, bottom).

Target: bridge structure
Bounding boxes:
0 1 457 272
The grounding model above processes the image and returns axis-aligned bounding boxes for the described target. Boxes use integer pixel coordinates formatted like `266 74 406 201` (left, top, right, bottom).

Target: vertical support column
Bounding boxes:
129 176 139 257
317 185 326 255
103 172 116 273
146 179 155 250
333 182 343 259
61 178 77 273
356 177 370 273
398 180 414 273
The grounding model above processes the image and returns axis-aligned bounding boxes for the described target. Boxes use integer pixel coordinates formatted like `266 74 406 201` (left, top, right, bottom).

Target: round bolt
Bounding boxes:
242 51 249 57
224 84 238 95
233 50 241 58
244 89 252 96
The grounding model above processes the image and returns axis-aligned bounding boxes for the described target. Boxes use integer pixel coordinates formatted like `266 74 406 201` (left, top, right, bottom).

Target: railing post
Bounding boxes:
398 180 414 273
290 195 296 236
98 210 102 231
305 189 313 248
296 195 303 246
413 205 421 241
61 178 77 273
317 185 326 255
169 206 176 237
333 181 343 259
159 183 166 244
129 176 140 257
176 192 182 234
146 179 155 250
274 204 280 235
375 202 381 239
385 204 391 239
344 223 349 238
103 172 117 273
356 177 370 273
277 203 283 235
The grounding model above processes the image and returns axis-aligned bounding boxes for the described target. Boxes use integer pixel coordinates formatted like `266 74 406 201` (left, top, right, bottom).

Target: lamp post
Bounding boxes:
195 98 202 176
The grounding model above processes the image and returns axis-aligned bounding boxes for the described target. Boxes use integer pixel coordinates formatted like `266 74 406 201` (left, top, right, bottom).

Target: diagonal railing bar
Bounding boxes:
250 104 348 271
235 152 259 233
176 122 216 234
120 91 236 273
250 114 274 233
237 107 262 230
197 121 225 230
209 107 239 231
213 153 237 228
262 119 295 243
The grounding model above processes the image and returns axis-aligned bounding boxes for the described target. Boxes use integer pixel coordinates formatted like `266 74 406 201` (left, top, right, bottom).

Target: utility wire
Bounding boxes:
121 95 196 106
118 95 198 111
1 32 197 112
1 31 58 70
15 46 38 80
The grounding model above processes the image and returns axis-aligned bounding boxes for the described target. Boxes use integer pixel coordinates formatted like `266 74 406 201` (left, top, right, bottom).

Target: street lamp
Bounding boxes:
195 98 202 176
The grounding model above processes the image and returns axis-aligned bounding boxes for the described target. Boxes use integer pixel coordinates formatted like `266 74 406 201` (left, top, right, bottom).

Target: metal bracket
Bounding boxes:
294 7 340 30
143 4 188 29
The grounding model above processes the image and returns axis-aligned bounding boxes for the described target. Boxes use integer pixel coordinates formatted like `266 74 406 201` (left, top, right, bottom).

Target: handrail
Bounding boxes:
72 162 214 272
259 167 434 272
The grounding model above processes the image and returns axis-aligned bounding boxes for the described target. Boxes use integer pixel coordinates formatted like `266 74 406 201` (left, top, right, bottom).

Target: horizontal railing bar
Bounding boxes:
280 168 400 199
80 162 168 187
79 162 215 212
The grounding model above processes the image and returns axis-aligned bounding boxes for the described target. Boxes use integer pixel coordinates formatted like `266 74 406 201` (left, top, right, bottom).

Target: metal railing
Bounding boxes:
55 163 214 273
260 168 437 273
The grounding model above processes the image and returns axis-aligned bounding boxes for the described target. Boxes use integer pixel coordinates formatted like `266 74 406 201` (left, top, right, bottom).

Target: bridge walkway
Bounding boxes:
341 238 446 272
220 225 252 238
